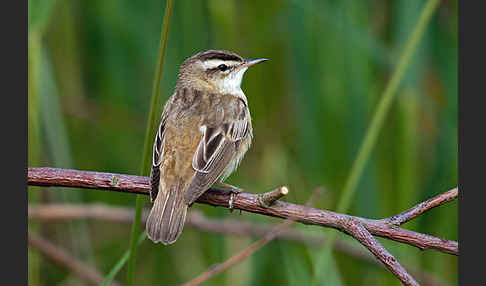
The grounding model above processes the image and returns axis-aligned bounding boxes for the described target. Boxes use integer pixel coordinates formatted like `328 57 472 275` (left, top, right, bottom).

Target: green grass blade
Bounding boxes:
28 31 42 286
101 232 148 286
124 1 175 286
335 0 440 214
312 0 440 283
28 0 58 33
28 1 59 282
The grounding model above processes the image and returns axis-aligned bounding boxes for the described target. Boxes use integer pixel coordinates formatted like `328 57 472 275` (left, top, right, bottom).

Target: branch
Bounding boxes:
28 232 120 286
342 218 419 286
27 167 458 255
257 186 289 208
28 204 451 286
29 204 325 245
182 187 323 286
384 188 458 226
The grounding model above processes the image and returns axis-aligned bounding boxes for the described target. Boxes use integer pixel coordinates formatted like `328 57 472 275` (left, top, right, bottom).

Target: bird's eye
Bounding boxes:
218 64 228 71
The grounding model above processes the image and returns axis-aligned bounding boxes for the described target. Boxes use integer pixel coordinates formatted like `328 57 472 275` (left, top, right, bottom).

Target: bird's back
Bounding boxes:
146 87 251 244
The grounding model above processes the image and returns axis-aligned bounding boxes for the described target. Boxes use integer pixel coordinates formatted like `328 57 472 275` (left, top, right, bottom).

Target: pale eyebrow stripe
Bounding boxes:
202 59 240 70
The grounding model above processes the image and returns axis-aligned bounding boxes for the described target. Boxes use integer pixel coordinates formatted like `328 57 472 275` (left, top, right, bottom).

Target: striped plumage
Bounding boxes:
146 50 265 244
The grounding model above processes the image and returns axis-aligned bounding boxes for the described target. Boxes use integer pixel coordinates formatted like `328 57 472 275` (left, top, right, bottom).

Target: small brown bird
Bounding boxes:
146 50 267 244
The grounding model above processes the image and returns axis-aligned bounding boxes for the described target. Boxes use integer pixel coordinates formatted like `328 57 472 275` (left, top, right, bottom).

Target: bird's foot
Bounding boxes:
214 181 243 213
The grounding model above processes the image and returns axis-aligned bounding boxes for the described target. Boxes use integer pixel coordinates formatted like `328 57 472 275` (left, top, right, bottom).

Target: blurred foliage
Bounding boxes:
28 0 457 285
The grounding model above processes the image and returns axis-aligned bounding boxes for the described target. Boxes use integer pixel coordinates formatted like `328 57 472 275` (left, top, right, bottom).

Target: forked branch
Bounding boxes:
28 167 458 256
28 167 458 285
342 218 419 286
28 204 451 286
182 187 323 286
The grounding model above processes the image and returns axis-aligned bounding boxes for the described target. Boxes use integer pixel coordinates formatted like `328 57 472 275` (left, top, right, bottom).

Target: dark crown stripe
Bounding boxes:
198 50 243 62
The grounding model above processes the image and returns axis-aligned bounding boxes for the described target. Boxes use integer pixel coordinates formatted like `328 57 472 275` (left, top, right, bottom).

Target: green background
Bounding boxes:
28 0 458 285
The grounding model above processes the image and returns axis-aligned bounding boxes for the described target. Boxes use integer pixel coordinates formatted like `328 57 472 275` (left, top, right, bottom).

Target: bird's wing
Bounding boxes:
150 105 170 202
184 117 250 205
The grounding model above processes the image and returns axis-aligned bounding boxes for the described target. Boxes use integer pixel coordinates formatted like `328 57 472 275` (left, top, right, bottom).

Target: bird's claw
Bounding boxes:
228 191 239 212
214 181 242 212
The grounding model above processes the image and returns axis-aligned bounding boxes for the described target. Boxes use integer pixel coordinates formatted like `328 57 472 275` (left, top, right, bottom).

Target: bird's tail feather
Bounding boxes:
146 182 188 245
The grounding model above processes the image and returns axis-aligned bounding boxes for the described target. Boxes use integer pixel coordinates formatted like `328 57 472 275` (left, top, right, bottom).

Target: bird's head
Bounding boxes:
177 50 267 94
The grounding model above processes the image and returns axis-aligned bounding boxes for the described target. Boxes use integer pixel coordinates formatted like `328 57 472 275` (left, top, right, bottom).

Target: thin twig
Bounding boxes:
385 188 458 226
28 204 451 286
28 232 121 286
257 186 289 208
182 219 294 286
27 167 458 256
182 187 323 286
342 218 419 286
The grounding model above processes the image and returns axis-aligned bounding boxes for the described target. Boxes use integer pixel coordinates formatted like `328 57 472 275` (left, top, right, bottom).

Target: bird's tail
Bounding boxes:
146 182 188 245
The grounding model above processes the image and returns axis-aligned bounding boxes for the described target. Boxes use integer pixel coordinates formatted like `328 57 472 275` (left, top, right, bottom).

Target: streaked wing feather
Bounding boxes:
192 127 226 173
150 108 169 202
185 119 248 205
185 138 236 205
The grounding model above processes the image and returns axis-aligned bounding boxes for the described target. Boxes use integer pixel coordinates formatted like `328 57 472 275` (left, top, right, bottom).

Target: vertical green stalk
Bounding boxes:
101 232 147 286
124 1 175 285
29 0 59 281
28 31 42 286
336 0 439 215
312 0 440 283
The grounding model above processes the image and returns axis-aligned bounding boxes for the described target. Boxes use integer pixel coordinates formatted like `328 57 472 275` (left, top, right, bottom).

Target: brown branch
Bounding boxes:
182 217 294 286
257 186 289 208
28 232 120 286
182 187 323 286
29 204 319 244
27 167 458 255
28 203 450 286
28 203 382 258
28 203 360 255
385 188 458 226
342 218 419 286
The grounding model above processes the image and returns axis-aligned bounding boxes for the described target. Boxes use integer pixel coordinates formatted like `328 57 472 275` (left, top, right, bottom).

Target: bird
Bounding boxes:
146 49 267 245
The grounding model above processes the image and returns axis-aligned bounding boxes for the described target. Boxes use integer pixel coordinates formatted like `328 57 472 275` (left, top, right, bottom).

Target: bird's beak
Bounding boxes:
237 58 268 70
